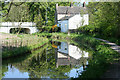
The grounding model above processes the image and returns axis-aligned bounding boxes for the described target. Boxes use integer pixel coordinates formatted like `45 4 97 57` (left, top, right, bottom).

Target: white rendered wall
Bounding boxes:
57 14 70 20
58 14 66 20
69 14 82 29
0 27 10 33
58 20 68 33
69 14 89 29
83 14 89 26
0 22 38 34
1 22 36 27
0 27 38 34
29 27 38 34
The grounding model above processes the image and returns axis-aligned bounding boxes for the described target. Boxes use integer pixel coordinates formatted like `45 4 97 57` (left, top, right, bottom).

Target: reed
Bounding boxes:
2 34 49 58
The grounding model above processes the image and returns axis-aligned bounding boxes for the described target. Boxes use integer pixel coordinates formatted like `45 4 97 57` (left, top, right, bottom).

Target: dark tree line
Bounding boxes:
79 2 120 40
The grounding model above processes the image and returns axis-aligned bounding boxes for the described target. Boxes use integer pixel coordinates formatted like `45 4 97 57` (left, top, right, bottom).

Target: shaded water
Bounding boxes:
2 41 90 78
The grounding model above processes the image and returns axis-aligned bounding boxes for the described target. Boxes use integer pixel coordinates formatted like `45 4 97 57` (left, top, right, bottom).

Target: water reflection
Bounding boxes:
53 42 88 67
3 65 29 78
52 41 89 78
2 41 89 78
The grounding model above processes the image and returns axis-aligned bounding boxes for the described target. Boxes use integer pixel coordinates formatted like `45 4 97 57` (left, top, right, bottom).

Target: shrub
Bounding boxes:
41 26 52 32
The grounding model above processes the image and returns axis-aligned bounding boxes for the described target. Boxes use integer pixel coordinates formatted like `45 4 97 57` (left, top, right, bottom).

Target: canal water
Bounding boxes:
2 41 90 78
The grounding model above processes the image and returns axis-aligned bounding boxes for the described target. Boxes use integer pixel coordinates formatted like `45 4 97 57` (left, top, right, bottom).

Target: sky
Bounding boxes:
74 0 89 4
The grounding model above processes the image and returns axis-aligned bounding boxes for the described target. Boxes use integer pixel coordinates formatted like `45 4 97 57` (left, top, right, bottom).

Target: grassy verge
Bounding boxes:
33 32 52 37
83 33 120 46
2 34 49 58
95 35 120 45
3 43 48 64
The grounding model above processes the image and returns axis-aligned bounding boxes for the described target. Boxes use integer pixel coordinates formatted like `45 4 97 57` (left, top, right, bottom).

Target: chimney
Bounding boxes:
55 3 58 24
56 3 58 9
83 2 85 7
70 2 73 8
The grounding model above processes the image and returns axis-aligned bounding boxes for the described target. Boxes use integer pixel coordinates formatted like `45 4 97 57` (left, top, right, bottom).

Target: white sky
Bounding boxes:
74 0 89 4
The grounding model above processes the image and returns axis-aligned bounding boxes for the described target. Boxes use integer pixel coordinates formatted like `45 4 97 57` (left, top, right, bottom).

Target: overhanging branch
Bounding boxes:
2 2 24 17
2 2 13 17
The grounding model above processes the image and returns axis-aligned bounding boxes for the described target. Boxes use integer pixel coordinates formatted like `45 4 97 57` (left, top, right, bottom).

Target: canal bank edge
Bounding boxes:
2 37 49 59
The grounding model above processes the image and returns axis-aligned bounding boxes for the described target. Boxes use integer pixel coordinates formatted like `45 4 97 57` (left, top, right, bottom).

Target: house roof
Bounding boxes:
58 15 74 21
57 6 88 14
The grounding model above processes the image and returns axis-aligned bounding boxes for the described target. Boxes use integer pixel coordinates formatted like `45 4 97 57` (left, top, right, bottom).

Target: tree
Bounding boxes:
1 2 72 32
86 2 120 38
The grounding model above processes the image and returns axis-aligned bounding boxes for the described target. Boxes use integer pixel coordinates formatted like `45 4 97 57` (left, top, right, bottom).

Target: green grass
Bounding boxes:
89 33 120 46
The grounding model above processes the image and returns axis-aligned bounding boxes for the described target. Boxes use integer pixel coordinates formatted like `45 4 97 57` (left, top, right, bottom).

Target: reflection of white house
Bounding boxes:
57 42 89 60
69 45 89 60
55 3 89 33
0 22 38 34
56 42 89 67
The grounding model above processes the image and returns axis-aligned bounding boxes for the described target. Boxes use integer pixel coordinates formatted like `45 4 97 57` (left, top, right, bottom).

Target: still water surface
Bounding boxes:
2 41 90 78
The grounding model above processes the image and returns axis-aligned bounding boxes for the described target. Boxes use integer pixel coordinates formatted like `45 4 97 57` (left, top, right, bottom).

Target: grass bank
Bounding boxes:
35 32 119 79
2 34 49 58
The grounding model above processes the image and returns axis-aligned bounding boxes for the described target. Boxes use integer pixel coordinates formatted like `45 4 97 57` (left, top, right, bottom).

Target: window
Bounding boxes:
59 24 61 27
59 45 61 49
65 48 67 50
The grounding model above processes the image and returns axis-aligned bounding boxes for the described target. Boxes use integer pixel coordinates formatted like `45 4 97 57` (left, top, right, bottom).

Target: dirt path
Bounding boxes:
95 38 120 78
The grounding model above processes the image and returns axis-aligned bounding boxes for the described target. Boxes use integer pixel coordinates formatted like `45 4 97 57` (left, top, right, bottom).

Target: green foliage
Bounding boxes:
5 3 30 22
33 32 52 38
17 34 24 38
77 2 120 45
1 2 71 28
42 26 52 32
2 65 8 78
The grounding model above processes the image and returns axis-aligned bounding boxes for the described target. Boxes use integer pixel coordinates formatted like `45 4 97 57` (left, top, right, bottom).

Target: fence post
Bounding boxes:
20 39 22 47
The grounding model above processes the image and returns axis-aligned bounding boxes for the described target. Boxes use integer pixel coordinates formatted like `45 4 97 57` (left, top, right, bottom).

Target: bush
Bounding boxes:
77 25 94 34
52 27 61 32
41 26 52 33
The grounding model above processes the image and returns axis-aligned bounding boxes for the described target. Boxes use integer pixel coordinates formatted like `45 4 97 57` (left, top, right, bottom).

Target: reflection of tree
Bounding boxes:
2 65 8 78
2 43 72 78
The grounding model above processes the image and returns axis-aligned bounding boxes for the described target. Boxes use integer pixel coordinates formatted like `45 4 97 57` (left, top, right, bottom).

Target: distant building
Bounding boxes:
0 22 38 34
55 2 89 33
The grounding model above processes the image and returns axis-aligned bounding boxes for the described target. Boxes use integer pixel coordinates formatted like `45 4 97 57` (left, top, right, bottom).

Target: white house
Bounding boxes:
0 22 38 34
55 3 89 33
